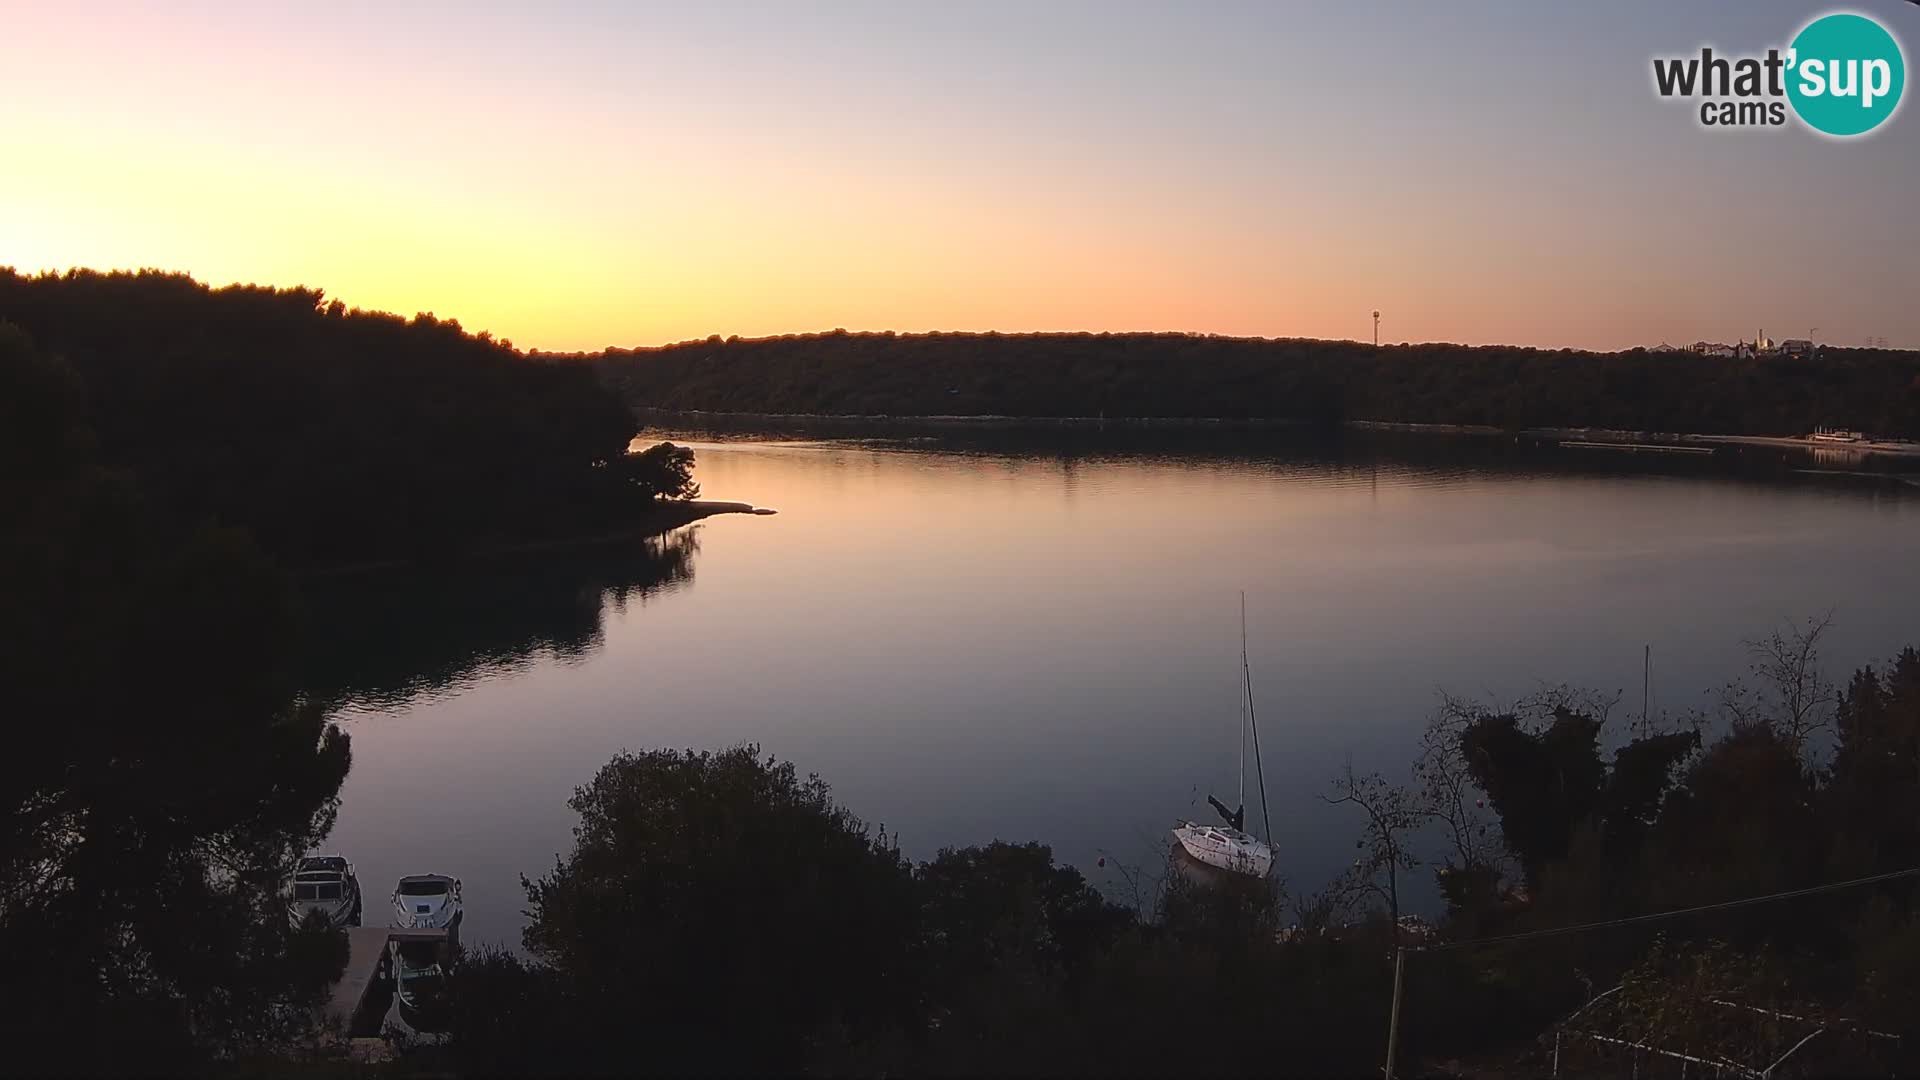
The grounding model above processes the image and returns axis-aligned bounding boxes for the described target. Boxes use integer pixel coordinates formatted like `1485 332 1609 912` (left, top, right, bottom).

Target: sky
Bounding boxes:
3 1 1917 352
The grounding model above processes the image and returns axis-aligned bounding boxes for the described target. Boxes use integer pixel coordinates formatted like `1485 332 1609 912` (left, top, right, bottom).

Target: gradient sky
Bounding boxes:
4 1 1917 351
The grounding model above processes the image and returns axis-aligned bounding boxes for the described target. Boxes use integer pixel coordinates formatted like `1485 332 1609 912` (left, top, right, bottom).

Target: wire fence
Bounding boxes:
1383 866 1920 1079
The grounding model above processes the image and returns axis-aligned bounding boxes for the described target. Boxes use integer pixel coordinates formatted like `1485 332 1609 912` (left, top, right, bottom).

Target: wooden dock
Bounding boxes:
326 926 452 1037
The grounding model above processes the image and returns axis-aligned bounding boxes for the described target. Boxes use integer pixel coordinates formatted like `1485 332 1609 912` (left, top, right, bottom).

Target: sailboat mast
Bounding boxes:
1238 594 1247 813
1642 644 1651 736
1242 594 1273 846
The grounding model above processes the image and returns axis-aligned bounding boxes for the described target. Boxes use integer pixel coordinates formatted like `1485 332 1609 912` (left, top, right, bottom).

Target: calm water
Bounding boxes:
303 429 1920 947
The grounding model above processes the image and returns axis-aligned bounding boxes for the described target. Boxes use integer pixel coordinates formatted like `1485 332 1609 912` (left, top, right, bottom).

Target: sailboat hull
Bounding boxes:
1171 822 1273 881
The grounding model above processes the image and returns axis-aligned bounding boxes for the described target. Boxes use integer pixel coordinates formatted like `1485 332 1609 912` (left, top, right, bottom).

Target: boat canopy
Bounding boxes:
397 874 457 896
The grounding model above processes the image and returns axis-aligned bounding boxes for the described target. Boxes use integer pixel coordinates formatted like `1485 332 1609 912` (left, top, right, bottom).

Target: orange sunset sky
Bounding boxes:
3 1 1917 352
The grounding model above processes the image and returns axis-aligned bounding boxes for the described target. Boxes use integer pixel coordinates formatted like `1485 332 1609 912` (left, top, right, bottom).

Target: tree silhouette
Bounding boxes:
508 745 920 1074
0 268 680 568
0 324 351 1071
592 329 1920 438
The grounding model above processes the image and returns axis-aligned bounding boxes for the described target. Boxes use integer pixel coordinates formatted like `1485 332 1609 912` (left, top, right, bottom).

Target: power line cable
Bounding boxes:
1413 860 1920 945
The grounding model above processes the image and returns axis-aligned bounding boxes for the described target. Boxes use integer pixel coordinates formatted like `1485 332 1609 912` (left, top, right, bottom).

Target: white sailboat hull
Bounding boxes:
1171 822 1273 880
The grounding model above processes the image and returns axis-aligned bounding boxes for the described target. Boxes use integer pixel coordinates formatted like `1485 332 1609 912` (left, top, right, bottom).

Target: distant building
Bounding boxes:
1779 338 1815 358
1688 341 1737 358
1675 331 1781 359
1734 331 1778 359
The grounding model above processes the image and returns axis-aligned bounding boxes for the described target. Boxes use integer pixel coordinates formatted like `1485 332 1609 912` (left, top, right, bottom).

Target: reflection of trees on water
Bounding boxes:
648 416 1920 492
298 527 701 710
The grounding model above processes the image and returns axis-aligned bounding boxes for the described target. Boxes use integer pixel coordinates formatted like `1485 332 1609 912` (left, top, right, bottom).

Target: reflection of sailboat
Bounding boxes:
1171 595 1274 880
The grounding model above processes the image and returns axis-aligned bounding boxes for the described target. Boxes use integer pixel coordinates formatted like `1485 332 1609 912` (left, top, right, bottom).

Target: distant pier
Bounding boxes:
1559 440 1715 455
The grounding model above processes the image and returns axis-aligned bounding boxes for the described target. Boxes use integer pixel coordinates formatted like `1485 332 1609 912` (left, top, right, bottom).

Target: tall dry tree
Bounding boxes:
1324 764 1423 938
1722 612 1839 749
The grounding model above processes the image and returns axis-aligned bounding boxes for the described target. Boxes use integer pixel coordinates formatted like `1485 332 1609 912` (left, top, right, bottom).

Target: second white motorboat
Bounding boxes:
391 873 463 931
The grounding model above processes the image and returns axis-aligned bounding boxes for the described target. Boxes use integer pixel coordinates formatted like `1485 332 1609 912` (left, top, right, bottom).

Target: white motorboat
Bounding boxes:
288 854 361 928
391 873 463 931
389 936 453 1028
1172 594 1275 882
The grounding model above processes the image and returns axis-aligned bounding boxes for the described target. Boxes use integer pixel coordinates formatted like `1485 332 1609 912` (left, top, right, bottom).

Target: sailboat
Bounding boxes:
1171 594 1275 881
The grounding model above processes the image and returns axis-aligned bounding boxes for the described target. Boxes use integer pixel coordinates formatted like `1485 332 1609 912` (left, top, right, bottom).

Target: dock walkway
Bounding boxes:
325 926 452 1037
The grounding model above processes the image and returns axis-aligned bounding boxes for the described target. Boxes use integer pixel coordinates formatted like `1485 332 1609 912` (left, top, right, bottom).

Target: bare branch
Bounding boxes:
1722 612 1840 751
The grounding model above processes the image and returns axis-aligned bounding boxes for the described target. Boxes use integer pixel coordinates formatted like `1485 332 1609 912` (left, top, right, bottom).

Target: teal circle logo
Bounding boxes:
1787 12 1905 137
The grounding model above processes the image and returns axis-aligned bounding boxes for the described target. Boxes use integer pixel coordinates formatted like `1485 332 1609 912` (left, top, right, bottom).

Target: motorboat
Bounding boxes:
1172 594 1276 883
388 936 453 1029
391 873 463 931
288 855 361 928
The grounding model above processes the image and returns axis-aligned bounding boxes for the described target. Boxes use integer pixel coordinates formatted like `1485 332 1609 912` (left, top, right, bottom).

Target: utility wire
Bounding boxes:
1412 866 1920 953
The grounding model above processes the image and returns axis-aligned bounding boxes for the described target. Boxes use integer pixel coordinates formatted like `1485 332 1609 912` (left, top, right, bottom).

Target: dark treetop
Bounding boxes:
0 268 687 568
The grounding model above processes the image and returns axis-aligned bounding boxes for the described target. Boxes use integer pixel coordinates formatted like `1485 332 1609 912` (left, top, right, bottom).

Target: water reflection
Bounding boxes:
298 528 700 710
644 413 1920 491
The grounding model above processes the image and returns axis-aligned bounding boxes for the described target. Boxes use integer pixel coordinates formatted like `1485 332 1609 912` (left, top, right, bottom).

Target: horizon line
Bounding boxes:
3 264 1900 357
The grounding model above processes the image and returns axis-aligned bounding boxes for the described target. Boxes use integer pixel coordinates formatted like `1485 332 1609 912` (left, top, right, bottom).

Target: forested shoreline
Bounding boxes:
0 271 702 1071
0 268 696 569
588 330 1920 439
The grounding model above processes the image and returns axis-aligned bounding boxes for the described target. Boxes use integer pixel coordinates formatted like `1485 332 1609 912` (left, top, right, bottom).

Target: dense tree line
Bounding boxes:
590 330 1920 438
0 269 694 567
